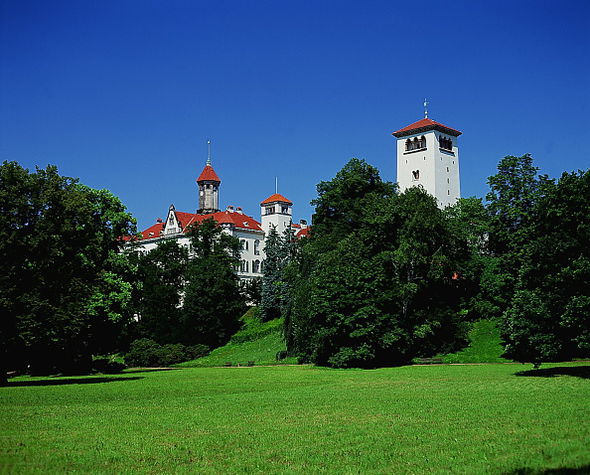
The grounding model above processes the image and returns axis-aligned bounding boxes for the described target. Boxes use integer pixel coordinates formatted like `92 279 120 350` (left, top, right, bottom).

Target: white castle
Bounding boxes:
135 148 309 279
135 115 461 277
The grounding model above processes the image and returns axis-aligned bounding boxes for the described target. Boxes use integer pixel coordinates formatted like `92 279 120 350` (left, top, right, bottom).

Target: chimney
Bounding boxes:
226 205 234 212
236 207 243 214
300 219 307 229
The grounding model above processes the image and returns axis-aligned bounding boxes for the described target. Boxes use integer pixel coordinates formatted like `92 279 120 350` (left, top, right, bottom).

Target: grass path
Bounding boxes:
2 363 589 473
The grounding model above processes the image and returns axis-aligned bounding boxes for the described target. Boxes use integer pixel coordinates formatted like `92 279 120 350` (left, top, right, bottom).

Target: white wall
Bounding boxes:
396 130 460 208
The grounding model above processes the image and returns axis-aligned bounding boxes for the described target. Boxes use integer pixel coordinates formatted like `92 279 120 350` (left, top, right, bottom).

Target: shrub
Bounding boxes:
124 339 163 367
124 339 209 367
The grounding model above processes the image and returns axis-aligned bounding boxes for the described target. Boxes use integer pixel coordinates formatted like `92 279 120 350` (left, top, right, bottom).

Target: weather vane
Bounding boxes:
206 140 212 166
424 99 429 119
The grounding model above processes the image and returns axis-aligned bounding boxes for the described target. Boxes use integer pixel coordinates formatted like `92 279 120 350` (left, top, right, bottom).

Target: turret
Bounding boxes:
196 142 221 214
260 193 292 235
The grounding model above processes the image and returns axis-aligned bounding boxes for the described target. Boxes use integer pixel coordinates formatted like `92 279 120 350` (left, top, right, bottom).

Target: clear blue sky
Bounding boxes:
1 0 589 230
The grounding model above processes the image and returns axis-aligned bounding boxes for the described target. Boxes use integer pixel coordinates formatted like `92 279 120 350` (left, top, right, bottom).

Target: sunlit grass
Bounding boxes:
2 363 589 473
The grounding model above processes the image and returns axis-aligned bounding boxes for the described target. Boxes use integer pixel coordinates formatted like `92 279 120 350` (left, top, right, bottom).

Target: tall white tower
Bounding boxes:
260 193 293 235
393 116 462 208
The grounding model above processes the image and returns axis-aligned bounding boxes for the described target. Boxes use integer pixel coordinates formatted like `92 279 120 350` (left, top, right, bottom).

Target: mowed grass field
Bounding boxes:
2 364 589 474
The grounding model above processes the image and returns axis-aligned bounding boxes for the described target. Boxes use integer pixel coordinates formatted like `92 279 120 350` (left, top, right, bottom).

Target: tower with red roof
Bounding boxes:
392 111 462 208
260 193 293 235
196 144 221 214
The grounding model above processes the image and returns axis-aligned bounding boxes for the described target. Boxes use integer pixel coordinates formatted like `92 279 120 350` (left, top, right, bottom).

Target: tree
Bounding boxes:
502 170 590 365
485 154 551 308
134 239 188 344
260 225 296 321
180 218 246 348
284 160 470 367
0 161 136 380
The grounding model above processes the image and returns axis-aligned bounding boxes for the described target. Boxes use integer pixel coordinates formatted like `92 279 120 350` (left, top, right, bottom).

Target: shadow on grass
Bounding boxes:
505 465 590 474
5 376 143 387
514 366 590 380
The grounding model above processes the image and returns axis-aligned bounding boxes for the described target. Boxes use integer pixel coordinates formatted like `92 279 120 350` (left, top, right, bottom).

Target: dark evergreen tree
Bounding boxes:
260 226 296 321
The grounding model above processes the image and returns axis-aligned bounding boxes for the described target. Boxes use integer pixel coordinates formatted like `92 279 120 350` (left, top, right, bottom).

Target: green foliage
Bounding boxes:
3 364 590 473
133 239 188 344
0 161 136 378
502 169 590 364
124 338 208 367
285 160 471 367
260 226 296 321
181 218 246 348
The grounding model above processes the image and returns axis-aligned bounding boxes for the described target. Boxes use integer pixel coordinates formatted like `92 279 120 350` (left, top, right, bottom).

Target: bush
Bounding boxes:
92 358 126 374
124 339 210 367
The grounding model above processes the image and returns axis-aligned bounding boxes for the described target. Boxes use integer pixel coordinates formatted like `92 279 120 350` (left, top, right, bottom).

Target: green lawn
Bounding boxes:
2 364 589 473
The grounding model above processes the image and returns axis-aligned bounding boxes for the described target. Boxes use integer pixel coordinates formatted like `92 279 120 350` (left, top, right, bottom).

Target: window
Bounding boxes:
254 239 260 255
447 178 450 184
168 215 174 225
240 239 245 250
447 167 449 172
412 170 420 181
448 190 450 195
281 205 289 214
253 260 260 273
239 260 245 272
440 136 453 151
245 261 249 272
265 206 274 215
405 136 426 151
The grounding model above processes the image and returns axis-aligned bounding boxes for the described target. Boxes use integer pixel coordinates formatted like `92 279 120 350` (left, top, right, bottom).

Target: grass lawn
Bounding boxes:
2 363 589 473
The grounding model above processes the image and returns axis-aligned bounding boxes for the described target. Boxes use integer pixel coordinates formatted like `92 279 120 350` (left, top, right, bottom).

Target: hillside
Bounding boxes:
177 310 297 367
436 318 510 364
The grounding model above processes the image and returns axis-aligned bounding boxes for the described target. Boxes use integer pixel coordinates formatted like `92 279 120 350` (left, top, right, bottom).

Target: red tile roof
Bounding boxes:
296 227 310 238
392 118 462 138
196 165 221 182
138 209 262 240
139 222 165 240
260 193 293 205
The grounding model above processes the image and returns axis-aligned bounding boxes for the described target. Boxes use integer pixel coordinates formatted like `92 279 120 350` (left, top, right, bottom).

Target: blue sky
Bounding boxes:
1 0 589 230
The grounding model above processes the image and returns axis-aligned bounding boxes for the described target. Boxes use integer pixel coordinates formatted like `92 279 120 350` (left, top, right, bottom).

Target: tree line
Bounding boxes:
1 154 588 382
263 156 590 368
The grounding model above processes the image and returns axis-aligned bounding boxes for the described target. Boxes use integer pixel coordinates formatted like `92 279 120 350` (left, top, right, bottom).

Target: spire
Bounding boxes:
206 140 212 166
424 98 429 119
